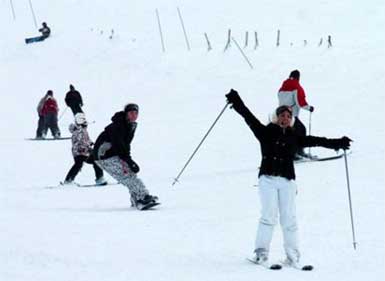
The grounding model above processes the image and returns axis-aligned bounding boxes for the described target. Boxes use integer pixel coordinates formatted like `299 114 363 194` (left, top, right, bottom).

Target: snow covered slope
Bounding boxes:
0 0 384 280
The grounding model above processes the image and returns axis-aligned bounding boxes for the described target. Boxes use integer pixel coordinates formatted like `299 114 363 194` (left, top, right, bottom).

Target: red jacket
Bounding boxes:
278 78 311 117
41 97 58 115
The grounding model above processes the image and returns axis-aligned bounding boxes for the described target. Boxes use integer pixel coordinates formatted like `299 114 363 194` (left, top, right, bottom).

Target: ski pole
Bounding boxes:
58 106 68 121
172 103 230 186
343 149 357 249
308 111 312 155
10 0 16 20
28 0 38 28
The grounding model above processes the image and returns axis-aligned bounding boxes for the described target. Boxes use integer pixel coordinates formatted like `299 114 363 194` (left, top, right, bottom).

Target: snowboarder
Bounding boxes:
278 70 314 159
63 113 106 185
25 22 51 44
36 92 50 139
93 103 159 210
65 84 83 115
226 89 351 269
41 90 60 138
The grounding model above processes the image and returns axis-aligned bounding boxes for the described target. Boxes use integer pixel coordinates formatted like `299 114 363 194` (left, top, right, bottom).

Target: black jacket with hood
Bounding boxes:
93 111 137 162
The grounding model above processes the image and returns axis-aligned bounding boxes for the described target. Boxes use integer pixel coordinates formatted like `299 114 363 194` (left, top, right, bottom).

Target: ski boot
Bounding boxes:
95 176 107 186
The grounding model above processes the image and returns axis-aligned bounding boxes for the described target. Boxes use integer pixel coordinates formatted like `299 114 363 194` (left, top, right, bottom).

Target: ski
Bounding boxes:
295 152 351 164
279 259 314 271
246 258 282 270
77 182 119 188
45 182 119 189
282 262 314 271
26 137 71 141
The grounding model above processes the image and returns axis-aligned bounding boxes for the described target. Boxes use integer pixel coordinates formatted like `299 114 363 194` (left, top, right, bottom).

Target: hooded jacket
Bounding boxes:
93 111 137 161
65 90 83 108
69 123 92 157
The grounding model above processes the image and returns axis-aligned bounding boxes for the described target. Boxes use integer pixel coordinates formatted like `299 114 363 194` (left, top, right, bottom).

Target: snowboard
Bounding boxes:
25 36 46 44
26 137 71 141
137 202 161 211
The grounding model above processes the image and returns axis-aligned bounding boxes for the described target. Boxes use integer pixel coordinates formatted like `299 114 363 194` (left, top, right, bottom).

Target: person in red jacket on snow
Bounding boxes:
277 70 314 159
41 90 61 138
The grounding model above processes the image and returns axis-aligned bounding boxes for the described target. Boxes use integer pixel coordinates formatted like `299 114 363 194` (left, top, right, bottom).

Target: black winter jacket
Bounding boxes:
235 104 342 180
93 111 137 161
65 90 83 108
39 27 51 38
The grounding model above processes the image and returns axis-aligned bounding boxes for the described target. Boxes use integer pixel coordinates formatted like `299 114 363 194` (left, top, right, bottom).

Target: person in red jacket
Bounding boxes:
41 90 61 138
36 92 50 139
277 70 314 159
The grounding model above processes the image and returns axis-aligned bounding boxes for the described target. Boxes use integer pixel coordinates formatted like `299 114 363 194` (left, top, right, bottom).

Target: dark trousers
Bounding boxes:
36 115 47 138
44 112 61 138
294 117 307 155
69 105 83 115
65 155 104 181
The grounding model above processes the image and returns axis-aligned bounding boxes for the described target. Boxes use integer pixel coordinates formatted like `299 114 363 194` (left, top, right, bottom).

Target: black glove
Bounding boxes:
309 106 314 113
126 158 140 173
330 136 352 151
339 136 352 150
225 89 244 111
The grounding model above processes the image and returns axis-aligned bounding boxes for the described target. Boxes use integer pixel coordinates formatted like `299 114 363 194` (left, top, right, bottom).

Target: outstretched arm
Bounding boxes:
226 89 266 140
299 135 352 150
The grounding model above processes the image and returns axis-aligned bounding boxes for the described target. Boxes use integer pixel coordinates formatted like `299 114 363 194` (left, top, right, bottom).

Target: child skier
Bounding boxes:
226 89 351 270
93 103 159 210
63 113 106 185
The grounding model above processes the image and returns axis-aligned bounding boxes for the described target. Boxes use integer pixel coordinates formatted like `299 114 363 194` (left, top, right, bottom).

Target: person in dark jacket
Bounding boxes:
93 103 158 210
38 22 51 39
41 90 61 138
226 89 351 268
65 84 83 115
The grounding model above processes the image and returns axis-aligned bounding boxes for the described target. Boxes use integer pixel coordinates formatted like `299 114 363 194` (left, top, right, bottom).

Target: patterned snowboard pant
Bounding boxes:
95 156 149 201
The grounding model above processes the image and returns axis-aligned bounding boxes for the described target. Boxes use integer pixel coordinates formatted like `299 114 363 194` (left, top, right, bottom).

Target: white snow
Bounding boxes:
1 0 384 280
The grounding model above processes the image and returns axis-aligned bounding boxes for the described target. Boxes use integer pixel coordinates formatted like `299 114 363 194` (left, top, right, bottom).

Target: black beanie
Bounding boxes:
289 70 300 80
124 103 139 113
276 105 292 116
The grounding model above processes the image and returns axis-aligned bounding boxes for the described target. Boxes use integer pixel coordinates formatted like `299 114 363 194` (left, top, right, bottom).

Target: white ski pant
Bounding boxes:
254 175 300 261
